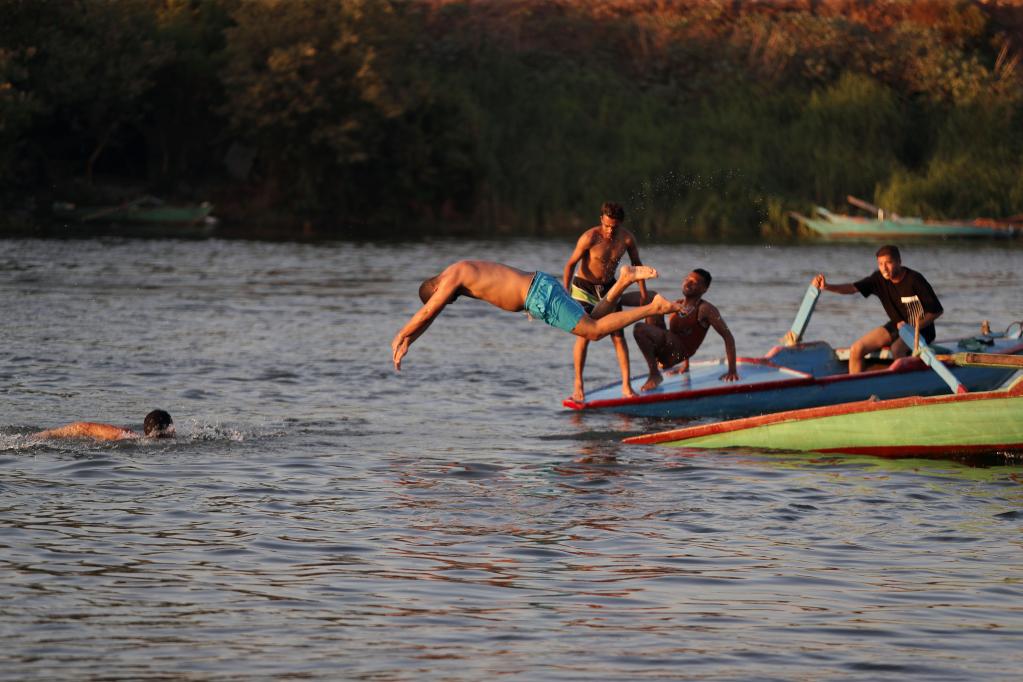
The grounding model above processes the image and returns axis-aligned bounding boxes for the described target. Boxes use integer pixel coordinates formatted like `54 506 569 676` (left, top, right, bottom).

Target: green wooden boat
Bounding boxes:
625 355 1023 458
52 198 214 227
791 196 1022 240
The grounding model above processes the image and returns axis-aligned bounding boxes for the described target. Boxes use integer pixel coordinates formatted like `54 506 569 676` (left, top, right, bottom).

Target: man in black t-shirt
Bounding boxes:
811 245 943 374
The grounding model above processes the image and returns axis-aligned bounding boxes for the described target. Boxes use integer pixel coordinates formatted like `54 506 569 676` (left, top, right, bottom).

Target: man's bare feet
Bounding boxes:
649 293 682 315
640 372 663 392
622 383 636 398
663 358 690 376
619 264 658 284
571 382 585 402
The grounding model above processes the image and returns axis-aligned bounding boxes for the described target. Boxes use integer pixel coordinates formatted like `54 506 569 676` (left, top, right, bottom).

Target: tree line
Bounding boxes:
2 0 1022 238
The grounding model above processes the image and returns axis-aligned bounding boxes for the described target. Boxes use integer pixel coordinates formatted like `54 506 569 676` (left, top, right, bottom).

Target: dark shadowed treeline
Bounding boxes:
3 0 1023 238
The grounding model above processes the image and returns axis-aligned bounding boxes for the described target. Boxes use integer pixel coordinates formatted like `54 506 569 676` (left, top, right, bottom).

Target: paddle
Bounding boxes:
935 352 1023 370
847 195 901 220
897 324 968 394
782 283 821 346
902 295 923 351
847 194 888 217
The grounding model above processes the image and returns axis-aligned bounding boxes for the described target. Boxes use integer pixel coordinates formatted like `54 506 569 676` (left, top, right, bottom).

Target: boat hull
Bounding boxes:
794 210 1020 240
623 376 1023 457
53 202 214 227
564 335 1023 419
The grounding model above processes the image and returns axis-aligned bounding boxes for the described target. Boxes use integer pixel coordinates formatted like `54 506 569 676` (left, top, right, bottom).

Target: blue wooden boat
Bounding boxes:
790 196 1022 240
563 325 1023 419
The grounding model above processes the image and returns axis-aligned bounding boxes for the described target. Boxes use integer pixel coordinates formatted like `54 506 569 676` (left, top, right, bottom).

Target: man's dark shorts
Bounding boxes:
570 277 616 314
884 320 936 344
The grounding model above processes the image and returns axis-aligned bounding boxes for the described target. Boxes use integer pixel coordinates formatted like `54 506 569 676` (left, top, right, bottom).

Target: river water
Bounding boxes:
2 236 1021 680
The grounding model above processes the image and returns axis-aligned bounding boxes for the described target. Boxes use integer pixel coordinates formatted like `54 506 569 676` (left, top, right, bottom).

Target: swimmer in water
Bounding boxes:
34 409 175 441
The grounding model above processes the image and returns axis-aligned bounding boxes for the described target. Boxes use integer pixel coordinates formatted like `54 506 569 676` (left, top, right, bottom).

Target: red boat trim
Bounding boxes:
816 443 1023 457
623 377 1023 446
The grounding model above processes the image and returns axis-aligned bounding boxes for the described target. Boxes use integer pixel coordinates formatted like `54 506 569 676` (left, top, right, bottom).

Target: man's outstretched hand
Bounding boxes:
391 334 409 371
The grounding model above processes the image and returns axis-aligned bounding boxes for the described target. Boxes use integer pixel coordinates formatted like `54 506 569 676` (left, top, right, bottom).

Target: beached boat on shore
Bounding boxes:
623 355 1023 458
790 196 1022 240
52 197 215 234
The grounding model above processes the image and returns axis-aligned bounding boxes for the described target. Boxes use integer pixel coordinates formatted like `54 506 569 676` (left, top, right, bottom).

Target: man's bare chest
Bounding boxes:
586 240 627 264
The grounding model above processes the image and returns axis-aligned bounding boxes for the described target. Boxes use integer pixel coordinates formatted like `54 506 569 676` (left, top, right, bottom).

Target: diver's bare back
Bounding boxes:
445 260 533 311
578 227 633 283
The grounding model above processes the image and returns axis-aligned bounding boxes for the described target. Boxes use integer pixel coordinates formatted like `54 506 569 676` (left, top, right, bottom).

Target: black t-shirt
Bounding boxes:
854 267 943 340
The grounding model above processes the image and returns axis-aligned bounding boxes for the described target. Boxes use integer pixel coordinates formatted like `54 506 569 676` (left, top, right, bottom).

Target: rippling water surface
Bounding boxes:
2 236 1022 680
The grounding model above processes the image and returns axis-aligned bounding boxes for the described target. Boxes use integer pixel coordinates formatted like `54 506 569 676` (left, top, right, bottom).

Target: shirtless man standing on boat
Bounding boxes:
632 268 739 390
391 261 680 371
563 201 649 402
35 409 175 441
812 244 943 374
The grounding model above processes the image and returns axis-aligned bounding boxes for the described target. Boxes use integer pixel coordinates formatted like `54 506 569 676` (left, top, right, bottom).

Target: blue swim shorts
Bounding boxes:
524 272 586 333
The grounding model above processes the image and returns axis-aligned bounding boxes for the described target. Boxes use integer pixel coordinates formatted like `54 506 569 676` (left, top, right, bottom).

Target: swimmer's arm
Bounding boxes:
35 422 135 440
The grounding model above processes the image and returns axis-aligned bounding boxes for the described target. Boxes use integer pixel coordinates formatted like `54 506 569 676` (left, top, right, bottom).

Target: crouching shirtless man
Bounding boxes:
633 268 739 390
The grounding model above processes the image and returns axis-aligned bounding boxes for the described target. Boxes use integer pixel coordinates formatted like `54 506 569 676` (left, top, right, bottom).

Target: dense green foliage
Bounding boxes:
3 0 1022 238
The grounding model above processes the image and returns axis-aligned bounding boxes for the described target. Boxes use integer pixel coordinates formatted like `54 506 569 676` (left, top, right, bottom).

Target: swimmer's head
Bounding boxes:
143 409 174 438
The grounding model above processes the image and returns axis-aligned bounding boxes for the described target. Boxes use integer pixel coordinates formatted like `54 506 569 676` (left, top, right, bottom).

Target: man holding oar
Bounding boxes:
812 245 943 374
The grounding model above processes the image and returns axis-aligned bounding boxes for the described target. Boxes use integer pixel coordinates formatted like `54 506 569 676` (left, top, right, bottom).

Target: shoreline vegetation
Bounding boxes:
3 0 1023 240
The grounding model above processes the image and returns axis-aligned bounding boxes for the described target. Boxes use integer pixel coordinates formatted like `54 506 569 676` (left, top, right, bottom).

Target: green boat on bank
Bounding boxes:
791 195 1022 240
52 197 215 233
625 354 1023 458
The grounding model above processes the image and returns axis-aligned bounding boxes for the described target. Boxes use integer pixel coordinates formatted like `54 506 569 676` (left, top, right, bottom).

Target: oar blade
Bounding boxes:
783 284 821 346
897 325 966 394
